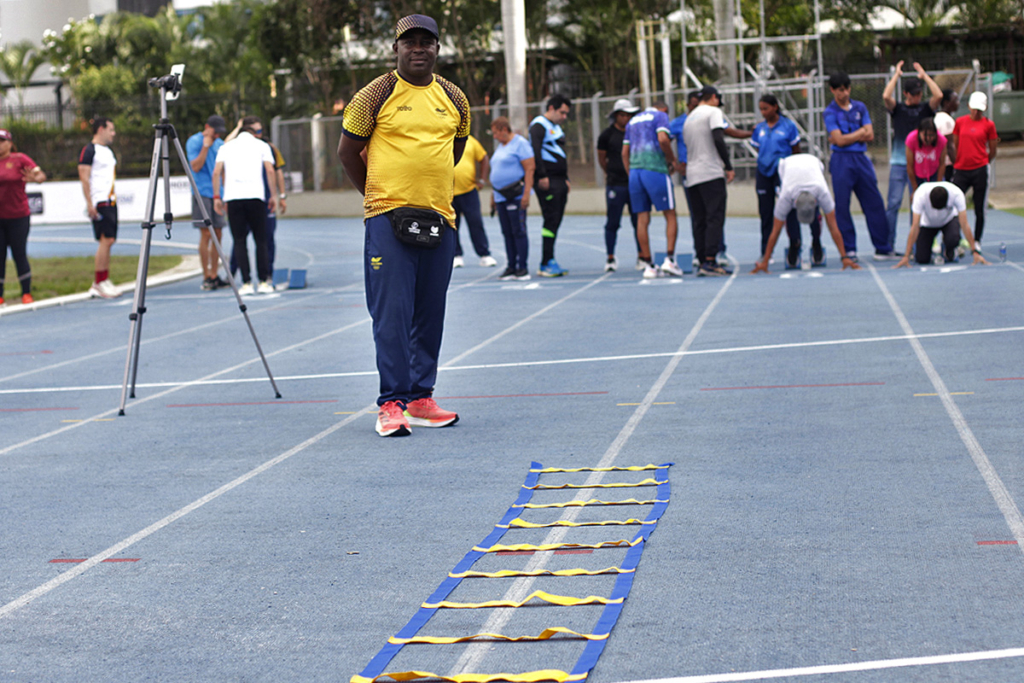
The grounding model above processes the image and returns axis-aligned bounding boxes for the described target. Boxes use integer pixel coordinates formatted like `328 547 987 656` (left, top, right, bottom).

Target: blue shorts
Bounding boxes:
628 168 675 213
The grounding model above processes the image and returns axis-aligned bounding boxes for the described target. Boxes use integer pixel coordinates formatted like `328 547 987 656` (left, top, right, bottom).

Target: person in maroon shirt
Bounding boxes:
0 128 46 306
951 91 998 247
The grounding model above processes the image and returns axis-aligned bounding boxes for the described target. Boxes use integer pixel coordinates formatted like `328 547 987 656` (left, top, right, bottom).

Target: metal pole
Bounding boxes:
311 112 324 193
660 23 675 113
501 0 528 136
680 0 689 90
637 20 652 108
591 91 604 186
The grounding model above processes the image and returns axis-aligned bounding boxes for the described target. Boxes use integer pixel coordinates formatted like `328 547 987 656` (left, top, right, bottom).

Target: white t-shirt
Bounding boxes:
79 143 117 205
215 132 274 202
774 154 836 220
911 181 965 227
682 104 728 187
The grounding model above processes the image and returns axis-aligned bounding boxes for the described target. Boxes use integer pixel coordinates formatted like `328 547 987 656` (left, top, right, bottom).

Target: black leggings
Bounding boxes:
227 199 269 284
0 215 31 295
915 218 960 264
952 166 989 243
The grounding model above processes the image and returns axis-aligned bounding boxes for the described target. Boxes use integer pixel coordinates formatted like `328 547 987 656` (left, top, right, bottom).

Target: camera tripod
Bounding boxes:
118 80 281 415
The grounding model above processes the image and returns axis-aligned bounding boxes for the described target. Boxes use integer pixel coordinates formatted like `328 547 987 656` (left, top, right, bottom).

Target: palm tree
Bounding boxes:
0 39 47 111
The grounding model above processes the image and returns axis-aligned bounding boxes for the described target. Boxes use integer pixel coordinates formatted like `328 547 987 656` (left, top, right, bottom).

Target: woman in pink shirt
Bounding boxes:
906 117 946 195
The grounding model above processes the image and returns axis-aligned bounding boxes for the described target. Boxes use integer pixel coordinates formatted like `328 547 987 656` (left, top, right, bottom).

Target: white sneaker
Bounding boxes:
90 279 120 299
479 255 498 267
239 282 255 296
660 256 683 277
642 263 658 279
635 258 646 271
453 256 464 268
605 256 618 272
257 280 274 294
716 251 730 267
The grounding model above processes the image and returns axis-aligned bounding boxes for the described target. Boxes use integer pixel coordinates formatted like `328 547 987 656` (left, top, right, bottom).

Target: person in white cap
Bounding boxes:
894 182 986 267
596 97 640 271
751 154 861 273
951 91 998 248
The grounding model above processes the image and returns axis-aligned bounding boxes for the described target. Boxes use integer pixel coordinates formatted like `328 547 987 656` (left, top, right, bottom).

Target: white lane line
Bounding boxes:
0 286 352 384
449 268 738 676
0 269 592 617
442 272 612 367
0 317 372 458
0 408 372 621
7 323 1024 397
613 646 1024 683
869 265 1024 548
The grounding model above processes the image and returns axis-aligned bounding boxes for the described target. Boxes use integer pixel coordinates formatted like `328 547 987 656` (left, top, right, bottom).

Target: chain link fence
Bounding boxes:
272 68 985 194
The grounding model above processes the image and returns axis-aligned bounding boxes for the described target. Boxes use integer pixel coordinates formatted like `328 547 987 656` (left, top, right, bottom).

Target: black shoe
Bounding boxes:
787 246 800 268
201 277 215 291
811 241 824 264
212 276 230 289
499 267 517 280
514 268 531 281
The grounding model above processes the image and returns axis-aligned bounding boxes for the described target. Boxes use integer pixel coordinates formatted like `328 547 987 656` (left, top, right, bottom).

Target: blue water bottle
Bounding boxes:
1000 242 1007 262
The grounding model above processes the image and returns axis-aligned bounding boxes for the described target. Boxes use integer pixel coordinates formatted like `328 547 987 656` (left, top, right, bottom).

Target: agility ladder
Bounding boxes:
351 461 673 683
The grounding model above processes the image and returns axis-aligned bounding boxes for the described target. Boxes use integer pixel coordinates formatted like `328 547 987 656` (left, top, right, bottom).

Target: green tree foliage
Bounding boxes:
0 39 47 108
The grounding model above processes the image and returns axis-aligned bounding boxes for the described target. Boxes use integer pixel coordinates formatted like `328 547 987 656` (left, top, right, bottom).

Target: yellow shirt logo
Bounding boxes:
370 256 382 271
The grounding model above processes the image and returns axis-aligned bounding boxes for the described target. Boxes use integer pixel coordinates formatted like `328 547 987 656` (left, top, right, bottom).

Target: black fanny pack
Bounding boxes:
387 207 449 249
495 180 525 202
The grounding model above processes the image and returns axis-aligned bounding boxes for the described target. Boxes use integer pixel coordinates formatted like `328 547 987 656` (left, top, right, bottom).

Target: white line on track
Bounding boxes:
612 646 1024 683
0 286 351 384
0 268 607 619
869 265 1024 548
449 264 739 676
6 323 1023 397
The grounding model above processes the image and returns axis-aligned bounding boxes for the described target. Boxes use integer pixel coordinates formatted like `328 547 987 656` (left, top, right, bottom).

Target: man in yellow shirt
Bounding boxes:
337 14 470 437
451 134 496 268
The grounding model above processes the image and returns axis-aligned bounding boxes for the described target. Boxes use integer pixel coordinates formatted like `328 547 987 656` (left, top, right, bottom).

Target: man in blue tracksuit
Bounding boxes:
530 94 571 277
823 72 890 260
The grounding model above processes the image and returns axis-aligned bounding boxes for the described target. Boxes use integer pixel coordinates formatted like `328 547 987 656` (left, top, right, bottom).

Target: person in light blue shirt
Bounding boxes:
750 94 821 265
823 72 890 260
489 117 535 281
186 114 228 290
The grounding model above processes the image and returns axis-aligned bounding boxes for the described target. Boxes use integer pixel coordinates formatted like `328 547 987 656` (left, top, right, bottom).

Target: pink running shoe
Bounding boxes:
375 400 411 437
403 397 459 428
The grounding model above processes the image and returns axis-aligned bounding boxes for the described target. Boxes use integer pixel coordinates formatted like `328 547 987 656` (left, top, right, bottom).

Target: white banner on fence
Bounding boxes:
27 176 193 225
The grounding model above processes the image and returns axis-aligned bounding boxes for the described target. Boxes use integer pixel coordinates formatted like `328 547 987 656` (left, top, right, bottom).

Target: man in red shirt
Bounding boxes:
951 91 998 248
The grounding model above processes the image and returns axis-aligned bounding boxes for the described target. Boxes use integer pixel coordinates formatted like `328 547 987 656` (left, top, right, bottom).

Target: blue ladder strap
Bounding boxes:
568 471 672 680
353 462 544 681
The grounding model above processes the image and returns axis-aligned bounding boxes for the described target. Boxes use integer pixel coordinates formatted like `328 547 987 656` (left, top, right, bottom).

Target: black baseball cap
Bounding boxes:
206 115 227 136
395 14 439 40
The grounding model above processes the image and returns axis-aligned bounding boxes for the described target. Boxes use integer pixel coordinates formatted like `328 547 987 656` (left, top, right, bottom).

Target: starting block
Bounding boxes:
679 252 694 274
288 269 307 289
272 268 290 291
784 247 802 270
811 247 827 268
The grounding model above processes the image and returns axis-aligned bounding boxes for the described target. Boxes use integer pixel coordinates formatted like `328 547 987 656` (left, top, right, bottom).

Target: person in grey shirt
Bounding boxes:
752 154 860 273
682 85 734 275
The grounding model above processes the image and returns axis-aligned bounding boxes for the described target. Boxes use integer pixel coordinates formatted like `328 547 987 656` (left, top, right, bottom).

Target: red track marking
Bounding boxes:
986 377 1024 382
701 382 884 391
436 392 609 400
166 400 337 407
554 549 593 555
0 407 78 413
49 558 141 563
0 350 53 356
977 540 1019 545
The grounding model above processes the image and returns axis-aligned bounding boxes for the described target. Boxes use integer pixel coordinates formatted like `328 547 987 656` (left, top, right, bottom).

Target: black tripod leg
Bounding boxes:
118 133 163 415
171 135 282 399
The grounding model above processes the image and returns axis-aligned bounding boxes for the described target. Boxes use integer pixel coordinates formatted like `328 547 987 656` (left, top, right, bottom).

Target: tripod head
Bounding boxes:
149 64 185 101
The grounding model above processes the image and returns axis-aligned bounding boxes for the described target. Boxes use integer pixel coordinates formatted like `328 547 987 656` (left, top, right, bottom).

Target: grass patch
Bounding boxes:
1004 208 1024 219
3 255 183 301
